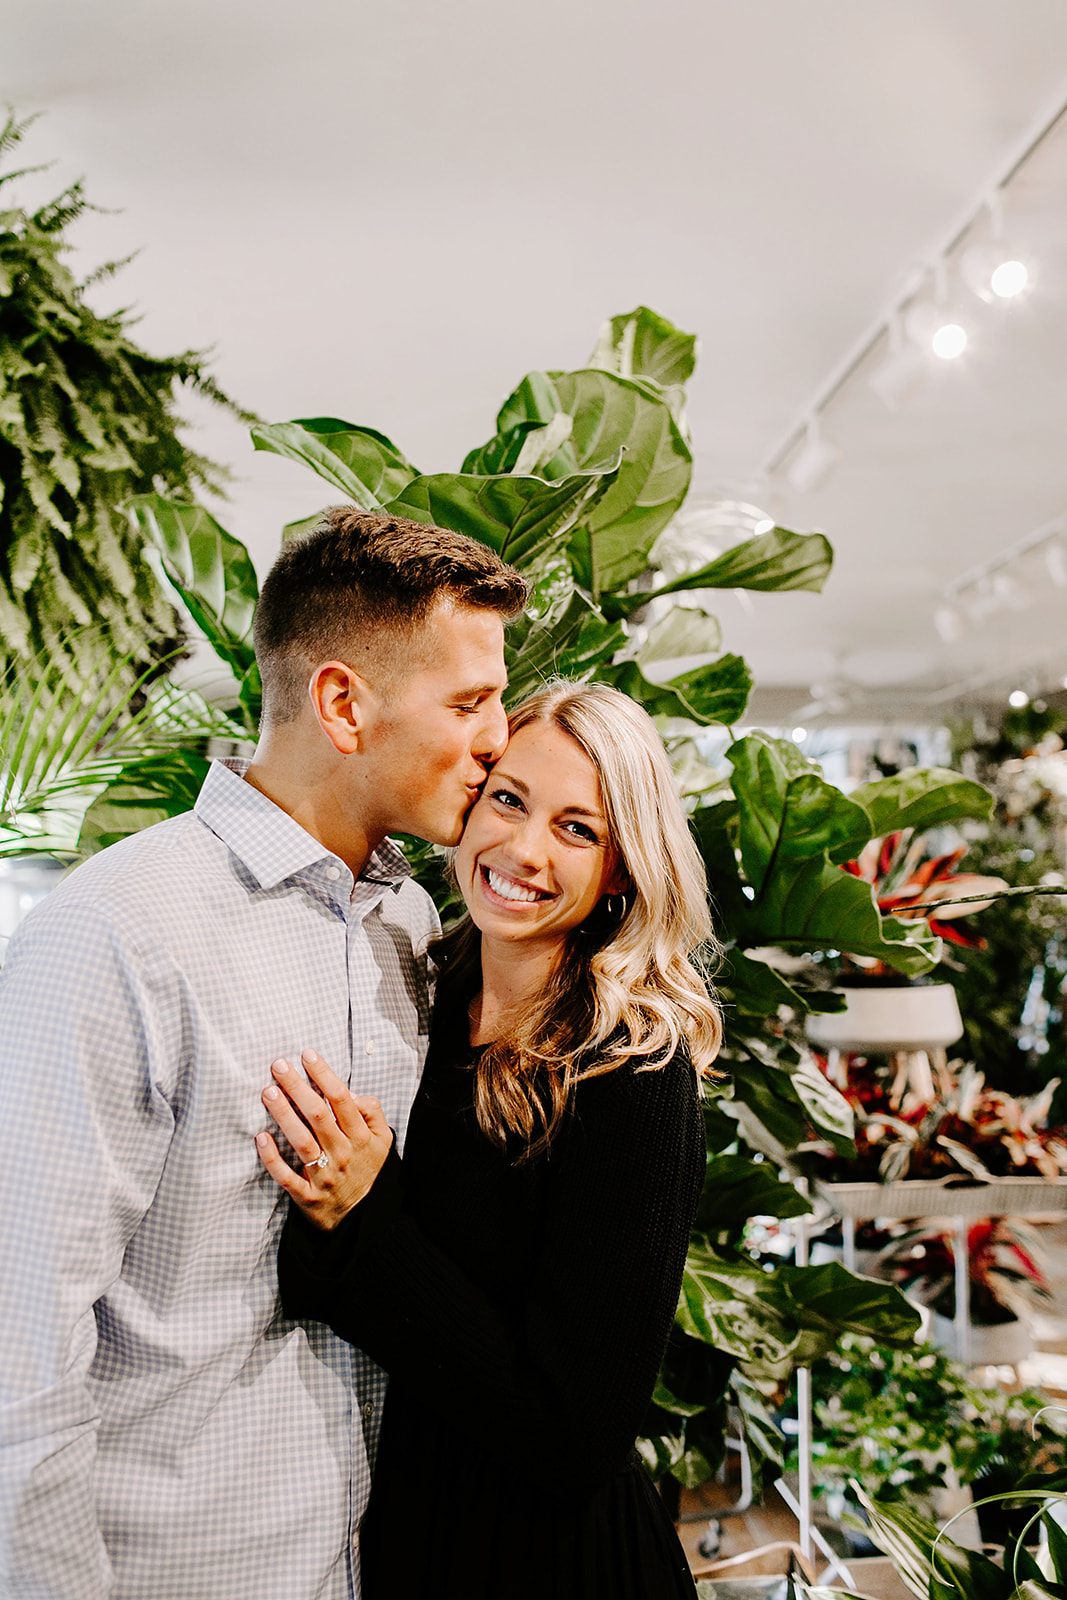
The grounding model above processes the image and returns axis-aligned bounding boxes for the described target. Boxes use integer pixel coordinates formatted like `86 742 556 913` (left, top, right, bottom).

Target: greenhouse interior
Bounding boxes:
4 6 1067 1600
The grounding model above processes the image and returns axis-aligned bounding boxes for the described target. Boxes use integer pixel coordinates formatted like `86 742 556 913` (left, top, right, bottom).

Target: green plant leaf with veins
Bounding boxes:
606 526 833 619
128 496 259 684
384 464 618 569
847 766 993 842
251 418 418 507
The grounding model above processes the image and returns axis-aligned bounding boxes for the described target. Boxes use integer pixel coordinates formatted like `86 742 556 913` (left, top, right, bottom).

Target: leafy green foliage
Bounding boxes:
251 418 417 507
0 633 245 856
0 113 253 681
791 1334 1067 1526
1 296 996 1498
843 1481 1067 1600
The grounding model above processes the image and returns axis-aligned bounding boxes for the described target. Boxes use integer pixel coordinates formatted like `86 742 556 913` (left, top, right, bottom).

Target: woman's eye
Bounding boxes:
564 821 598 843
491 788 523 809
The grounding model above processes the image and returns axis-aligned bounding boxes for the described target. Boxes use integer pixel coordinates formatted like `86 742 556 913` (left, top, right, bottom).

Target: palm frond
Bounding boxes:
0 632 244 859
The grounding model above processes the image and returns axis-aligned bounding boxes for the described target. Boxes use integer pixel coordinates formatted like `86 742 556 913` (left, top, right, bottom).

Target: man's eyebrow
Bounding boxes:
452 683 503 700
492 770 605 821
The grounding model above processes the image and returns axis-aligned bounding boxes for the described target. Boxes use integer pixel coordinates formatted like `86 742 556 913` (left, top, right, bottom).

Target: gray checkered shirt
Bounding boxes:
0 759 437 1599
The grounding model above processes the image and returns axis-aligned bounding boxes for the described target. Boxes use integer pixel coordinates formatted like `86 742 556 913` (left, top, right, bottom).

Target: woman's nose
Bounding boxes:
506 813 550 867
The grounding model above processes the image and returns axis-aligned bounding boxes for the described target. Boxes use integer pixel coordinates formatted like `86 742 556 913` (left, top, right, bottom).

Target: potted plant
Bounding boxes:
798 1458 1067 1600
807 829 1006 1055
882 1217 1051 1364
788 1332 1065 1528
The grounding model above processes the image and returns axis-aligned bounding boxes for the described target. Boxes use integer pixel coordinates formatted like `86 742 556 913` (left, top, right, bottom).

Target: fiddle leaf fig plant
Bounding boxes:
1 301 993 1491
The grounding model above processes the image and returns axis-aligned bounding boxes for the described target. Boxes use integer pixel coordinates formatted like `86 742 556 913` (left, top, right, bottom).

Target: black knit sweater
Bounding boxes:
277 993 705 1596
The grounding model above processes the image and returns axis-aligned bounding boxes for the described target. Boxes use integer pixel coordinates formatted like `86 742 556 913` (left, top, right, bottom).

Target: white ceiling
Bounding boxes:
5 0 1067 726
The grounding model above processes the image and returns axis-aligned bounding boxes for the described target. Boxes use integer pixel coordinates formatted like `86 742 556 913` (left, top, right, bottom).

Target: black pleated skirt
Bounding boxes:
359 1394 698 1600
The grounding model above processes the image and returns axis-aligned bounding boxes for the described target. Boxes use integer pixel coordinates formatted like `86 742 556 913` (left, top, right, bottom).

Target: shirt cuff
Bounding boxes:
279 1140 405 1288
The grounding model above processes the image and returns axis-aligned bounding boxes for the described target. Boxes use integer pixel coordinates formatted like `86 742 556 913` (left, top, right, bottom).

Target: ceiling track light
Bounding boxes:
905 262 968 360
960 191 1030 303
762 89 1066 481
869 310 929 410
785 418 840 493
934 512 1067 646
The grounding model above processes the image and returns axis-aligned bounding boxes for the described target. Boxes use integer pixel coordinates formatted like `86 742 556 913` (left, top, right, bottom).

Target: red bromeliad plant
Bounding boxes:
805 1056 1067 1184
884 1215 1051 1324
843 829 1007 949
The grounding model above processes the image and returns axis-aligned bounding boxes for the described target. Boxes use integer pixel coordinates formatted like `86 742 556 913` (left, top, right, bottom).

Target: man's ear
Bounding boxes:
307 661 375 755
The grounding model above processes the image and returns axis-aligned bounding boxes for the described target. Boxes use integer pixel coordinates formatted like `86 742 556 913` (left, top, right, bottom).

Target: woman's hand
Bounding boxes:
255 1048 393 1230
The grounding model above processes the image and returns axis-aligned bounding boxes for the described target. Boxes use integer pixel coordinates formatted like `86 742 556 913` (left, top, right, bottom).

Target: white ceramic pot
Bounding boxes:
806 982 963 1053
931 1311 1033 1365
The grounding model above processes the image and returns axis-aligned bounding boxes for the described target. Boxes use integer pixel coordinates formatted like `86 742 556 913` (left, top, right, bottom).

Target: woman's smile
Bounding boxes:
478 864 555 905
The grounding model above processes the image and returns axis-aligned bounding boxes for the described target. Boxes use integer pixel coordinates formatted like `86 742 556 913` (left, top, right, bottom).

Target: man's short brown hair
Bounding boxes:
253 507 529 724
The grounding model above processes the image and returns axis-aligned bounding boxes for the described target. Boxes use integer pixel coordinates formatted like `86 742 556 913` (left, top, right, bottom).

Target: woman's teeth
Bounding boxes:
485 867 544 903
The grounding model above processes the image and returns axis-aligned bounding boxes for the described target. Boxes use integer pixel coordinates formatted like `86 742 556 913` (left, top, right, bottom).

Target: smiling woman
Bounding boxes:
260 678 722 1599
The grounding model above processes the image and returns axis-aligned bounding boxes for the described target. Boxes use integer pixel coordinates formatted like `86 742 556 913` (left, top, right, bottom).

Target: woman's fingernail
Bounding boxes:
256 1131 270 1146
272 1059 289 1075
302 1049 319 1063
264 1085 279 1101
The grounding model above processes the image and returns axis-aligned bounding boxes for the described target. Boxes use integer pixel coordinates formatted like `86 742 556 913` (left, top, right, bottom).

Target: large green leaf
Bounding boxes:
780 1261 921 1360
728 732 873 894
602 652 751 728
78 749 211 853
462 413 576 479
127 495 258 679
496 371 569 435
503 588 625 705
383 464 616 568
250 418 418 508
859 1490 1010 1600
606 526 834 619
676 1241 798 1372
545 368 692 595
463 372 580 479
848 766 993 842
719 947 811 1018
727 1056 814 1156
694 1154 812 1233
737 855 941 976
637 606 722 667
790 1054 855 1154
589 304 698 388
723 733 942 974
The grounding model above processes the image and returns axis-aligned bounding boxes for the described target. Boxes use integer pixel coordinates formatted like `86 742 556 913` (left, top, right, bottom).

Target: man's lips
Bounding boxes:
479 863 554 906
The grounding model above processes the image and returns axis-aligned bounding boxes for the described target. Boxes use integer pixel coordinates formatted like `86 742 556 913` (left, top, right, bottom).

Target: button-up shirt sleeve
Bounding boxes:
0 903 177 1600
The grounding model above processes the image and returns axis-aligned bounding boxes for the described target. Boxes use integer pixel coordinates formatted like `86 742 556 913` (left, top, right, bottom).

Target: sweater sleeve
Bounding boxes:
277 1051 704 1492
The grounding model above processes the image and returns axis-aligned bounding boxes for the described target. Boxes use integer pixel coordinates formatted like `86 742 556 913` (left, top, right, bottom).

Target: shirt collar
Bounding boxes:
194 758 412 893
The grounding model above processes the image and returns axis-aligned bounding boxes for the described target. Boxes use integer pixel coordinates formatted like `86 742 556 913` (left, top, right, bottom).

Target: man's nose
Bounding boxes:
475 697 509 764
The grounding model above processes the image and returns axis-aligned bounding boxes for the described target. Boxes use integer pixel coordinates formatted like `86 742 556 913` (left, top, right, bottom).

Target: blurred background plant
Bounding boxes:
0 112 253 686
802 1053 1067 1185
788 1333 1067 1525
942 705 1067 1124
883 1216 1051 1327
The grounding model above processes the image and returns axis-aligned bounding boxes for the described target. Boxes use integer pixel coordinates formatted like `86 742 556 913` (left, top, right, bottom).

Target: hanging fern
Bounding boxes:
0 112 256 679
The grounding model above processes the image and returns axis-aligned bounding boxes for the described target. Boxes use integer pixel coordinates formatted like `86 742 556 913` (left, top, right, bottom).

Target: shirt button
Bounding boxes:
326 866 341 881
364 1040 376 1055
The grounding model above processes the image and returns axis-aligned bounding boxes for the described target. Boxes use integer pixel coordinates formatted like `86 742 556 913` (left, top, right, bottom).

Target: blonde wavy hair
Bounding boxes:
434 679 723 1157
